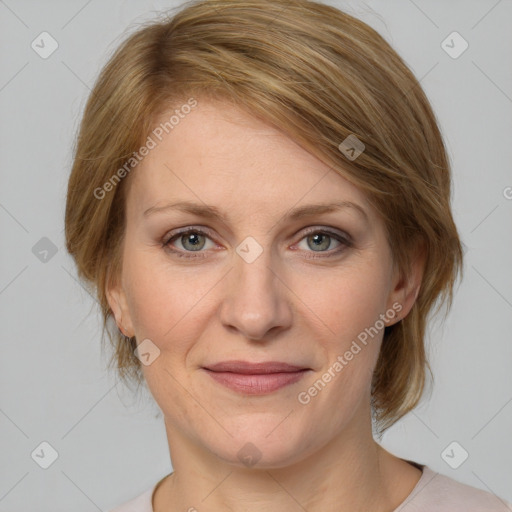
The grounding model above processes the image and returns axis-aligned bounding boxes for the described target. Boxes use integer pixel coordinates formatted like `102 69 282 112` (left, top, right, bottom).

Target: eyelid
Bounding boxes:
162 225 217 245
163 224 351 243
162 224 352 258
298 225 352 245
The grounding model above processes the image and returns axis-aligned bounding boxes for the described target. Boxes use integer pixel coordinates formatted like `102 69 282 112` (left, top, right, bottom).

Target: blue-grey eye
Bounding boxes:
307 233 332 251
179 232 207 251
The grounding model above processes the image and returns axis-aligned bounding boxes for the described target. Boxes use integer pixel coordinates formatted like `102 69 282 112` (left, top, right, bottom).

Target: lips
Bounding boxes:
204 360 309 374
202 360 310 394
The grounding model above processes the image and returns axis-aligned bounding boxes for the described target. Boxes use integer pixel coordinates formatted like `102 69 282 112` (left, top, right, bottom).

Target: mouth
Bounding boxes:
201 360 311 395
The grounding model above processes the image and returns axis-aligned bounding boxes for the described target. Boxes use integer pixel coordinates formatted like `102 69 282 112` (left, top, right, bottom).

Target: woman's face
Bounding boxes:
107 98 417 468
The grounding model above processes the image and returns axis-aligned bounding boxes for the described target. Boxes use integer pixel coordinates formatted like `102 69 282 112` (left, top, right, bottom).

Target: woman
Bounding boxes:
64 0 511 510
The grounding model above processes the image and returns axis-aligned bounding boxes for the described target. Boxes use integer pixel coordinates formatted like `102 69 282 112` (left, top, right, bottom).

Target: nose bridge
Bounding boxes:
220 236 290 339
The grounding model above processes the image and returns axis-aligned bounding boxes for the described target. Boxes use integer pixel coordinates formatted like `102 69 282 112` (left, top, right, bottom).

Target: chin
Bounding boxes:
205 422 315 470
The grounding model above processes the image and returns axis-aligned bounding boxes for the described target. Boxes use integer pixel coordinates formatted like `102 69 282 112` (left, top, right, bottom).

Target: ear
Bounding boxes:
385 239 426 326
105 278 135 338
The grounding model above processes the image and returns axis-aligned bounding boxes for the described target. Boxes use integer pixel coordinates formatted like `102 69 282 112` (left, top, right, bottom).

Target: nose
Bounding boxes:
219 243 293 341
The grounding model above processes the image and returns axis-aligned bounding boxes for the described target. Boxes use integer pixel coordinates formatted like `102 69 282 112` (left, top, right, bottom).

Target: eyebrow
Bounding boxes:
143 200 369 223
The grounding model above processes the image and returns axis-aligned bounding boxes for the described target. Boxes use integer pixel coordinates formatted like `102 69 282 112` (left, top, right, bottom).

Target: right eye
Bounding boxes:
162 228 217 259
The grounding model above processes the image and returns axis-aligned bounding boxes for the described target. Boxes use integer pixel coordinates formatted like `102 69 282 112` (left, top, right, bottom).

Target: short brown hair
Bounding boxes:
65 0 464 433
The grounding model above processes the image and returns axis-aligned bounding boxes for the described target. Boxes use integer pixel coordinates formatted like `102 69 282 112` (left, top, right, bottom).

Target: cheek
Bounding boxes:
293 262 388 397
296 272 385 416
122 234 390 361
122 247 218 345
298 261 390 343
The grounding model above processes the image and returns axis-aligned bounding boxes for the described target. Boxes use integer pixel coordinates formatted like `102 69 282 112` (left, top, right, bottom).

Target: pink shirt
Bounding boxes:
109 464 512 511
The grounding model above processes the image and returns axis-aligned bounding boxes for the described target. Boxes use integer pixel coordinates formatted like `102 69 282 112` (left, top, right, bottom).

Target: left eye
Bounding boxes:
297 231 343 252
163 228 350 259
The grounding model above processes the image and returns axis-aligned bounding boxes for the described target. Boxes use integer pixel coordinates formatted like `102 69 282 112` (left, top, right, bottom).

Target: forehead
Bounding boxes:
125 99 373 222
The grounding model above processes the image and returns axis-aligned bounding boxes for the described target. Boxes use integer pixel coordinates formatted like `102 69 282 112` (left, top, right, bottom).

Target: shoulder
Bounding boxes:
396 465 512 512
108 485 155 512
107 472 171 512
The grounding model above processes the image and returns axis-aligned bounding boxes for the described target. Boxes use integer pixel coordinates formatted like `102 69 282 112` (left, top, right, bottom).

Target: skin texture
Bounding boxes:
107 99 425 511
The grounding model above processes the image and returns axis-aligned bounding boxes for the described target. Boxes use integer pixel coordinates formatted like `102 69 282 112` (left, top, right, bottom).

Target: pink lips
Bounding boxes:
202 360 310 394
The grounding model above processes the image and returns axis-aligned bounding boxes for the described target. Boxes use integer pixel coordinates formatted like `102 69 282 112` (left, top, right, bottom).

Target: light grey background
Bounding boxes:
1 0 511 510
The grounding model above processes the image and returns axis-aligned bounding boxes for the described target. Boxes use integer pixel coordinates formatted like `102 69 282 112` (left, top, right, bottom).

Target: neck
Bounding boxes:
154 415 420 512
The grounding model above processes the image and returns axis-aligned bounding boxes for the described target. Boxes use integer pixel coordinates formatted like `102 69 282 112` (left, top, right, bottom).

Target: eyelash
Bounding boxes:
161 226 352 260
